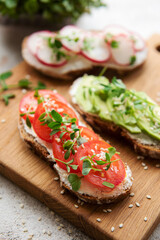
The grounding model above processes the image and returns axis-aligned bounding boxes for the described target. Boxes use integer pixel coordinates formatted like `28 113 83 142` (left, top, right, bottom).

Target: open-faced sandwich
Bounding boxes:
22 25 147 80
70 75 160 159
18 89 133 204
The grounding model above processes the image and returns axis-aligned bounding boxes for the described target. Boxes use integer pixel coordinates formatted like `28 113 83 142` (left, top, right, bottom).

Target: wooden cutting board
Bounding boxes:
0 34 160 240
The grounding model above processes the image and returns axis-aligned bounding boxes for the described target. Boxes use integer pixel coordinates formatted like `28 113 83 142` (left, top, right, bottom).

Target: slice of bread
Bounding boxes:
22 35 146 81
19 117 133 204
70 80 160 160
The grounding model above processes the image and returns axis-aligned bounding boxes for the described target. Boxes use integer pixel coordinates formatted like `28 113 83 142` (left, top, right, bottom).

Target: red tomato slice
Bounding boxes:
33 100 78 143
52 125 99 173
19 90 67 123
79 126 99 141
76 140 125 192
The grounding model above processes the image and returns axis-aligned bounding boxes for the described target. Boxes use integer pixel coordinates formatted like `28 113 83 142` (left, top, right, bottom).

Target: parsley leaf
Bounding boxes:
68 174 81 191
2 93 15 105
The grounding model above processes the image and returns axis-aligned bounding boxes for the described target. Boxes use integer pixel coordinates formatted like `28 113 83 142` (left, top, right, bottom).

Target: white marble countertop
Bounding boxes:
0 0 160 239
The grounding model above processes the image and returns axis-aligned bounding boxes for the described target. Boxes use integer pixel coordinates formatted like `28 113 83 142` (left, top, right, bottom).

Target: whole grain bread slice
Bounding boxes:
72 102 160 160
18 117 133 204
22 36 145 81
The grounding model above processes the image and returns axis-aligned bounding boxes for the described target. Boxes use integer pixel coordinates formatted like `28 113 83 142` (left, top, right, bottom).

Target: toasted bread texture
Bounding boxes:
19 117 133 204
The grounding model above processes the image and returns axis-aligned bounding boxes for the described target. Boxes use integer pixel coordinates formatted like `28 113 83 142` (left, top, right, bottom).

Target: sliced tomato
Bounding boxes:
19 90 67 123
79 126 99 141
52 125 99 173
76 140 125 192
33 100 78 143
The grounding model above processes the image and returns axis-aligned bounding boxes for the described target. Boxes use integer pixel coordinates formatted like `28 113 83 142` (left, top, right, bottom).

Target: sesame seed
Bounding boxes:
60 189 65 195
77 199 81 204
56 218 60 222
103 209 107 213
22 89 27 94
54 177 59 181
146 195 151 199
137 156 144 160
80 201 84 206
22 220 25 225
42 229 46 234
119 223 123 228
50 211 54 215
47 231 52 236
96 218 101 222
27 237 32 240
144 217 147 222
57 226 61 230
141 162 146 167
129 192 135 197
129 204 133 208
25 74 31 79
144 166 148 170
135 202 140 207
53 90 57 93
68 229 72 234
0 196 2 199
29 234 34 237
23 228 28 232
20 204 24 209
1 119 6 123
156 164 160 168
60 224 64 228
74 204 79 209
111 226 115 232
38 217 42 221
107 209 112 213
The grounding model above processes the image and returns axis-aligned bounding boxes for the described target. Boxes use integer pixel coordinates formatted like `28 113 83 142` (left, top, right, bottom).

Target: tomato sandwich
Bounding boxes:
19 89 133 204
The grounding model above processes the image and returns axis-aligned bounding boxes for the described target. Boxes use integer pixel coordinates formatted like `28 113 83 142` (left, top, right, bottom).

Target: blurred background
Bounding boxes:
0 0 160 239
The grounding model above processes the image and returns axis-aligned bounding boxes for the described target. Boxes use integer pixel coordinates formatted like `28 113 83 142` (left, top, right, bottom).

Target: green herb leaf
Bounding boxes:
50 129 60 135
20 113 26 117
82 160 92 175
0 71 12 80
48 122 61 129
26 116 31 128
68 173 81 192
34 81 46 90
130 56 136 65
39 112 47 120
70 132 75 140
64 150 71 160
63 140 73 150
112 77 126 89
66 165 70 173
96 160 107 165
60 132 66 139
70 165 78 170
102 181 115 188
18 79 31 88
2 93 15 105
111 40 119 48
50 110 62 122
34 89 40 98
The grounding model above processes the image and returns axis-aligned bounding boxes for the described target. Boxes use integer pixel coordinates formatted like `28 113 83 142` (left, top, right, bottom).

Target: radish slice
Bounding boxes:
35 43 68 68
104 25 130 42
81 32 110 63
130 33 145 52
111 35 136 66
27 31 53 56
59 25 83 53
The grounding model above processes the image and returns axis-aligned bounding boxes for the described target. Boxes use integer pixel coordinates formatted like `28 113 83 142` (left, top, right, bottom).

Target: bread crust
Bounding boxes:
73 103 160 160
19 117 132 204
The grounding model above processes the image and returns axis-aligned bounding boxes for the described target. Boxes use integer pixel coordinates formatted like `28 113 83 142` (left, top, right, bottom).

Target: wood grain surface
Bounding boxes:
0 35 160 240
